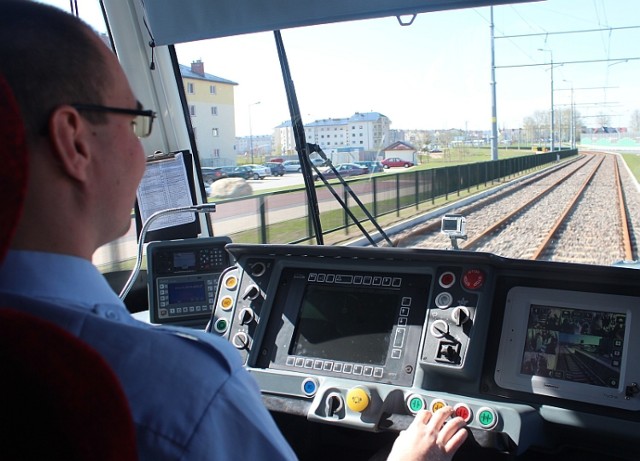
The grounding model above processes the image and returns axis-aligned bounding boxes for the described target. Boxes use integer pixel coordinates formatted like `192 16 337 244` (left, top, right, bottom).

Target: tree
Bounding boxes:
630 110 640 133
596 112 611 128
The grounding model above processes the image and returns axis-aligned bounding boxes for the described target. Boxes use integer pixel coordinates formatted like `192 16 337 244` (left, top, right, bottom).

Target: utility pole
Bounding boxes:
248 101 261 163
538 48 555 153
490 6 498 161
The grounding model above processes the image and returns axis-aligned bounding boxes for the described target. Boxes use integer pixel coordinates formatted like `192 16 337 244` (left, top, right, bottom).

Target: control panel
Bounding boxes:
204 243 640 458
147 237 231 327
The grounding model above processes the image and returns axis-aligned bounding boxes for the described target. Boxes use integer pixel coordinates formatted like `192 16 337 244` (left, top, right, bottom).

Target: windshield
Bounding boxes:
173 0 639 267
42 0 640 271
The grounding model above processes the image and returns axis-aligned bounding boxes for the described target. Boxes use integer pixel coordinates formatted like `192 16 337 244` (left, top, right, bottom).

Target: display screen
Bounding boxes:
168 281 206 304
442 218 459 231
173 251 196 270
521 304 626 388
289 284 399 365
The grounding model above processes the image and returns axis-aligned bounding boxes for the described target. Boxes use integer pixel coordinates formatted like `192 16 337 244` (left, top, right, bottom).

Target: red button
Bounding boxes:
462 269 484 290
439 272 455 288
454 403 472 422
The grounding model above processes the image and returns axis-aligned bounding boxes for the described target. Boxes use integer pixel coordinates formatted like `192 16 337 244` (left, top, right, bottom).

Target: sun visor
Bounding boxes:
143 0 539 46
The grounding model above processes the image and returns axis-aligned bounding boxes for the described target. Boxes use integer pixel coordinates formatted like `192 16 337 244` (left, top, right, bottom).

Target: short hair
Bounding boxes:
0 1 111 140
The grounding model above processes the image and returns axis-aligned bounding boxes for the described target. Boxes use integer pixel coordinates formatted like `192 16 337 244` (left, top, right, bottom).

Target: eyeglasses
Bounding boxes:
71 103 156 138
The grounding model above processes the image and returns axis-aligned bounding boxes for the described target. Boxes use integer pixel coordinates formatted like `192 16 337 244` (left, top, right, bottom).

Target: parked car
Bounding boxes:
200 167 227 185
381 157 414 168
310 157 327 168
282 160 301 173
313 163 369 181
265 162 285 176
244 164 271 179
220 165 253 179
354 160 384 173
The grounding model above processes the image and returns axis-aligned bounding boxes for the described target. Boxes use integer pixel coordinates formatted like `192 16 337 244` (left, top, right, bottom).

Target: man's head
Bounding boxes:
0 1 111 142
0 1 147 257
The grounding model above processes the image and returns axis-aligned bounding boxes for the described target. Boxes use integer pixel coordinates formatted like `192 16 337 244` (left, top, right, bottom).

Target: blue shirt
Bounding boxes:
0 250 297 461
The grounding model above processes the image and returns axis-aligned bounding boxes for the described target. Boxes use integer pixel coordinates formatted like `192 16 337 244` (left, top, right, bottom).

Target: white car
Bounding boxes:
244 164 271 180
282 160 301 173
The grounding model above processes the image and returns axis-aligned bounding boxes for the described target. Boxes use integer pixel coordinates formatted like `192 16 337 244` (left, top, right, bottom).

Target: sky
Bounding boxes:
42 0 640 137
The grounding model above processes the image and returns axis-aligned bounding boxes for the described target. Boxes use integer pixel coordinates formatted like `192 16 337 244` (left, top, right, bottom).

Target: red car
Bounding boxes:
381 157 414 168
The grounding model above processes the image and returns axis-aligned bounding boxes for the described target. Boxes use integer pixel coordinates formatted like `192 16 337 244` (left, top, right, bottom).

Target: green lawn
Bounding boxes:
622 154 640 182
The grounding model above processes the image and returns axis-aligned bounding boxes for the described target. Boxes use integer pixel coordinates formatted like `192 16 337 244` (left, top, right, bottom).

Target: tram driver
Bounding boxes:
0 2 467 460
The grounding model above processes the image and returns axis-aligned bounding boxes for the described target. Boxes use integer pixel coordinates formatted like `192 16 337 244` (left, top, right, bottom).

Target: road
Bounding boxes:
92 168 407 269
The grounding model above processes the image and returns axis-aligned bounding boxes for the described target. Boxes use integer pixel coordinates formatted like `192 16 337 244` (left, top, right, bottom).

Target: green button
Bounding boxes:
478 410 494 426
214 318 228 333
409 397 424 412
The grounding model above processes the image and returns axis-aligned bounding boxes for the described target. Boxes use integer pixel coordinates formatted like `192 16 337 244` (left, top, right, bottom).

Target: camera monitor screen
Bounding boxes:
495 287 640 410
521 304 625 388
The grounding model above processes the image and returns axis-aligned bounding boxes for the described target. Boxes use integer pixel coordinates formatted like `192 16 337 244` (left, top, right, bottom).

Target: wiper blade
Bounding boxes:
274 30 324 244
308 144 394 247
275 30 392 247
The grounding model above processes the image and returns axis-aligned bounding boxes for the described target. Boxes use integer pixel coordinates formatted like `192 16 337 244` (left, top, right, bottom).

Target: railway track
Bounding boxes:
393 152 638 265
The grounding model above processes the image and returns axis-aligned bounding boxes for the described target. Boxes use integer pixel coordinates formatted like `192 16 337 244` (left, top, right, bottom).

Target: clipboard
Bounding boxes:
135 150 201 242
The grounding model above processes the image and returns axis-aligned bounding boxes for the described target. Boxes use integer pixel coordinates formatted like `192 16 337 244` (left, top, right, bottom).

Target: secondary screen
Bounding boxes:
289 284 399 365
173 251 196 270
167 281 206 304
521 304 626 388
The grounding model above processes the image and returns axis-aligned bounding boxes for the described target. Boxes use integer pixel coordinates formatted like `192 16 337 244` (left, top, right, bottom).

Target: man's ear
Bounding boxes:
48 106 93 183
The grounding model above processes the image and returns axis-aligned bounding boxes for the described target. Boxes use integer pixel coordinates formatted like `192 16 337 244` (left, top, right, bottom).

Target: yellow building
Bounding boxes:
180 60 237 166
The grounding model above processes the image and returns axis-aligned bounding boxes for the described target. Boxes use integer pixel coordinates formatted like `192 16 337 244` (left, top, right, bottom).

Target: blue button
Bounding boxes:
302 378 318 396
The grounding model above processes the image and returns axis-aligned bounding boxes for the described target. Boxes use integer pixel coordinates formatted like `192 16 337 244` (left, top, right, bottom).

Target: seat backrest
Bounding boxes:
0 70 28 261
0 73 137 460
0 308 138 460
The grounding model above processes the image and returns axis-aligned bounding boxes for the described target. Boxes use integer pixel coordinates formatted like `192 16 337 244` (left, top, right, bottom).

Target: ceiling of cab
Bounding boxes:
143 0 540 46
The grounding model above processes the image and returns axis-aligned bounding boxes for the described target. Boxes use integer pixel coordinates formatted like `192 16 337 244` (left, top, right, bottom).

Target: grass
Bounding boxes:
621 154 640 182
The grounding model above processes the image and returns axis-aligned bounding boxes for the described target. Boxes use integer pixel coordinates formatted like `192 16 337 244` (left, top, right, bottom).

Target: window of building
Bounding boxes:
213 148 220 157
211 106 218 115
212 128 219 137
189 105 196 116
210 85 217 94
187 82 194 94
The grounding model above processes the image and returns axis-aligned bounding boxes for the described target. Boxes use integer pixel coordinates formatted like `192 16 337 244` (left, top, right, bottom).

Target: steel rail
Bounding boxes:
614 157 634 261
459 156 593 250
530 155 605 260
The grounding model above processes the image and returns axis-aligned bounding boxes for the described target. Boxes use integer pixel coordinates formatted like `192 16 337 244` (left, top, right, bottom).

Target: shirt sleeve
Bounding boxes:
183 363 298 461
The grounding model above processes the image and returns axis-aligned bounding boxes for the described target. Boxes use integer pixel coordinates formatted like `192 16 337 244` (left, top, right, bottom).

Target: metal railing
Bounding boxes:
210 150 578 244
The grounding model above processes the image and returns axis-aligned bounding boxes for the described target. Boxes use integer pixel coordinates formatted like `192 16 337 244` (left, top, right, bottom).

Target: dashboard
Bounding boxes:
147 242 640 459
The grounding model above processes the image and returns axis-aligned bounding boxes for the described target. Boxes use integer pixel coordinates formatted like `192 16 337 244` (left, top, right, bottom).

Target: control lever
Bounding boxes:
325 392 344 418
242 284 260 300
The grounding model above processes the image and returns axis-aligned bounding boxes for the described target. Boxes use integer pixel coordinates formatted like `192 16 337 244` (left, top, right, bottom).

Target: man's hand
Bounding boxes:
387 407 468 461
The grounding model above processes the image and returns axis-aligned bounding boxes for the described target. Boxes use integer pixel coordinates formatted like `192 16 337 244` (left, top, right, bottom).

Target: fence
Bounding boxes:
210 149 578 244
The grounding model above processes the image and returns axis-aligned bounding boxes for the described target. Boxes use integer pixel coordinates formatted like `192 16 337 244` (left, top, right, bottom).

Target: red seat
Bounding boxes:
0 308 138 460
0 72 137 460
0 68 27 261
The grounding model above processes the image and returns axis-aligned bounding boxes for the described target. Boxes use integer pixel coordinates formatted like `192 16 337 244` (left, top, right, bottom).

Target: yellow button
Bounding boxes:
224 275 238 290
220 296 234 311
431 399 447 412
346 388 370 413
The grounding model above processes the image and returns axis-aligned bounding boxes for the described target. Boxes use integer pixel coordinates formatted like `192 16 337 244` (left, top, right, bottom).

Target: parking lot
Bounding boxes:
248 167 398 191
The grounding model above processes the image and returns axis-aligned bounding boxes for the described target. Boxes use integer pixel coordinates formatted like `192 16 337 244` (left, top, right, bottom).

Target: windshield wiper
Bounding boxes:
274 31 393 247
307 144 393 247
274 30 324 245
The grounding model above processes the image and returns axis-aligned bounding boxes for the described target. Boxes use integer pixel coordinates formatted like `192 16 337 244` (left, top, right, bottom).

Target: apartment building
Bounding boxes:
180 60 237 166
274 112 391 161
